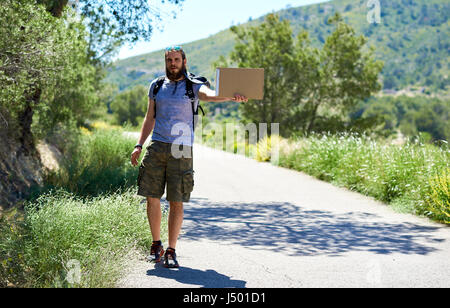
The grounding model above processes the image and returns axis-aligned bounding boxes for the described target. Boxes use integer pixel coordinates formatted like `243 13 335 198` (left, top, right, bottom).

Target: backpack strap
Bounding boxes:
185 78 205 131
185 72 209 109
152 76 166 118
186 72 211 88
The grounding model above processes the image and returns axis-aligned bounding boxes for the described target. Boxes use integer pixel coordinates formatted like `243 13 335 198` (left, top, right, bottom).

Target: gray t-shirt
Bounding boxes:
148 77 203 147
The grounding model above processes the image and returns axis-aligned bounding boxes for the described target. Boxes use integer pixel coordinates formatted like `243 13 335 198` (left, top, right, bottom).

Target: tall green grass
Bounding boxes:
1 128 165 287
42 128 138 197
1 188 155 288
277 132 449 223
422 168 450 223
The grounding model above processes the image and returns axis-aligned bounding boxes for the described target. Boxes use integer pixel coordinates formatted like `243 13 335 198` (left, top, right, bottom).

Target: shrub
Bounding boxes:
420 168 450 224
1 188 160 288
255 135 285 163
276 132 449 222
44 128 138 196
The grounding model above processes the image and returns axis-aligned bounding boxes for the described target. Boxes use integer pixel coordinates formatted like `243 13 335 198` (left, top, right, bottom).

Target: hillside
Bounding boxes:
105 0 449 94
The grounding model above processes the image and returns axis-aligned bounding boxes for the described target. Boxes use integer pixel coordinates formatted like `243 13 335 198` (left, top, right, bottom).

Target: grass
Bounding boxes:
1 127 166 288
1 188 156 288
38 127 139 197
421 168 450 222
277 132 450 223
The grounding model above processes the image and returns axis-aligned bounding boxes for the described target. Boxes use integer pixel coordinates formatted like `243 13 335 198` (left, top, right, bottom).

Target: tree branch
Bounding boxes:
0 111 8 128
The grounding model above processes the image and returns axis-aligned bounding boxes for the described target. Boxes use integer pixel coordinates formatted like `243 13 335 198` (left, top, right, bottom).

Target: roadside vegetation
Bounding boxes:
1 0 448 289
275 133 449 224
1 127 162 288
1 0 182 287
201 130 449 225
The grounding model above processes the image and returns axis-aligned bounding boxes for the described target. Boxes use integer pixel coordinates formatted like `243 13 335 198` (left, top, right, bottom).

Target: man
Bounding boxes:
130 46 248 268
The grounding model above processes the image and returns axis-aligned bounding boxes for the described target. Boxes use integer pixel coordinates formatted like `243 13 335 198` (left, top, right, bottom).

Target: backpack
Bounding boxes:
152 72 210 131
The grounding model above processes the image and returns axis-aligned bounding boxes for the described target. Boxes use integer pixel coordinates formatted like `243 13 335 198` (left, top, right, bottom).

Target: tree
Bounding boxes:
110 85 147 127
292 13 384 135
37 0 185 65
411 99 449 142
35 0 187 136
218 13 384 137
0 0 97 153
222 14 295 136
1 0 185 154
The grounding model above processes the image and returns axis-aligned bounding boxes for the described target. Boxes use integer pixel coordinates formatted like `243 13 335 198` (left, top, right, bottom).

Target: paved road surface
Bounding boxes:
118 139 450 288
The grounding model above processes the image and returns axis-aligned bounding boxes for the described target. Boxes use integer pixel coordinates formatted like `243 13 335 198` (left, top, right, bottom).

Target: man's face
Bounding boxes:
165 51 187 81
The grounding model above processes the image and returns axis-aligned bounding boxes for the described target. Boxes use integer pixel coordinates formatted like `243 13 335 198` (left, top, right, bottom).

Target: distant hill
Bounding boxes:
105 0 449 93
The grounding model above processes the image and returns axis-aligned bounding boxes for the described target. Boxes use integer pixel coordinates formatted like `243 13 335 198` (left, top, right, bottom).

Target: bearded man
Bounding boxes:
130 46 247 268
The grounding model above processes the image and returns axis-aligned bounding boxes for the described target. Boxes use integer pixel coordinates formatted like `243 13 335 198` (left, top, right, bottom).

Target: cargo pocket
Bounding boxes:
137 165 145 186
182 169 194 194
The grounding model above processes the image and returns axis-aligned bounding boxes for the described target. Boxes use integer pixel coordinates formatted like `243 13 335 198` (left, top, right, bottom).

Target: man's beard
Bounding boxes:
166 64 186 81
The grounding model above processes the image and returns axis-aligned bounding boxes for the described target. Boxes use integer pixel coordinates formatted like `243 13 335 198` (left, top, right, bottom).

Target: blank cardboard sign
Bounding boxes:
215 68 264 100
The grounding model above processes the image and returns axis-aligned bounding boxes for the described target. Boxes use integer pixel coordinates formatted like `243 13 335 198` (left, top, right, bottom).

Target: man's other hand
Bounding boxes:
131 148 142 166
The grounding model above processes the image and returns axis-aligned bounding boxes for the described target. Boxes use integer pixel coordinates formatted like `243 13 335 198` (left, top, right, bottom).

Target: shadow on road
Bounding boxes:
183 198 445 257
146 263 247 288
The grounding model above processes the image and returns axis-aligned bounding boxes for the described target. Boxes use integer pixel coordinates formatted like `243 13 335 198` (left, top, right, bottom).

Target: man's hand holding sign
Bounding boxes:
198 86 248 103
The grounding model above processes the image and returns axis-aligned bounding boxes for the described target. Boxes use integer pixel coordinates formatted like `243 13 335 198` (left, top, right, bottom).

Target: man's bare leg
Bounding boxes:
147 197 162 241
168 201 184 249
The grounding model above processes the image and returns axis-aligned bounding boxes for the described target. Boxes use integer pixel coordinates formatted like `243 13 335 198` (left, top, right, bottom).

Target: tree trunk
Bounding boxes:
49 0 69 18
36 0 69 18
306 102 320 136
18 88 41 156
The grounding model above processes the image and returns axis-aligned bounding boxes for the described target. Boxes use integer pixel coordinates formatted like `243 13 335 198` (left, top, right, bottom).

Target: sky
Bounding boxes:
116 0 329 60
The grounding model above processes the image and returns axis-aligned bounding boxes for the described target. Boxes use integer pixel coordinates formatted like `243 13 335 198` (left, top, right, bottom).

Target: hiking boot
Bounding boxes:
148 241 164 263
164 247 179 268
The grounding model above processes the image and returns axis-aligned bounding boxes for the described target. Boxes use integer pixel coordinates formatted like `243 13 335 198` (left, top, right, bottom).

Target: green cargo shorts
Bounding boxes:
137 140 194 202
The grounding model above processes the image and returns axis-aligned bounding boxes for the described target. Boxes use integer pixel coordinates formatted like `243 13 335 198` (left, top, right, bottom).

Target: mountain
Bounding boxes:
105 0 449 93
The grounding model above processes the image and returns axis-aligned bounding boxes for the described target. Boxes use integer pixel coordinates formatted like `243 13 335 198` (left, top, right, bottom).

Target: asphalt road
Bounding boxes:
118 139 450 288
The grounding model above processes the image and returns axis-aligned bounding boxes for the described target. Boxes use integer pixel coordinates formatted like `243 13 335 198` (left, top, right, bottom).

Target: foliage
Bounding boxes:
105 0 449 95
0 0 97 141
353 95 450 142
1 188 158 287
280 0 450 92
420 168 450 224
0 127 161 287
255 135 285 163
277 132 450 221
37 0 185 64
40 128 138 197
110 85 148 127
215 13 383 137
1 0 185 149
0 214 28 288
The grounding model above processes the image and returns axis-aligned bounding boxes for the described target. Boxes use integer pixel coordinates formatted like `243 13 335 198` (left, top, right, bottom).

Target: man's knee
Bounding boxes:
147 197 161 206
169 201 183 207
